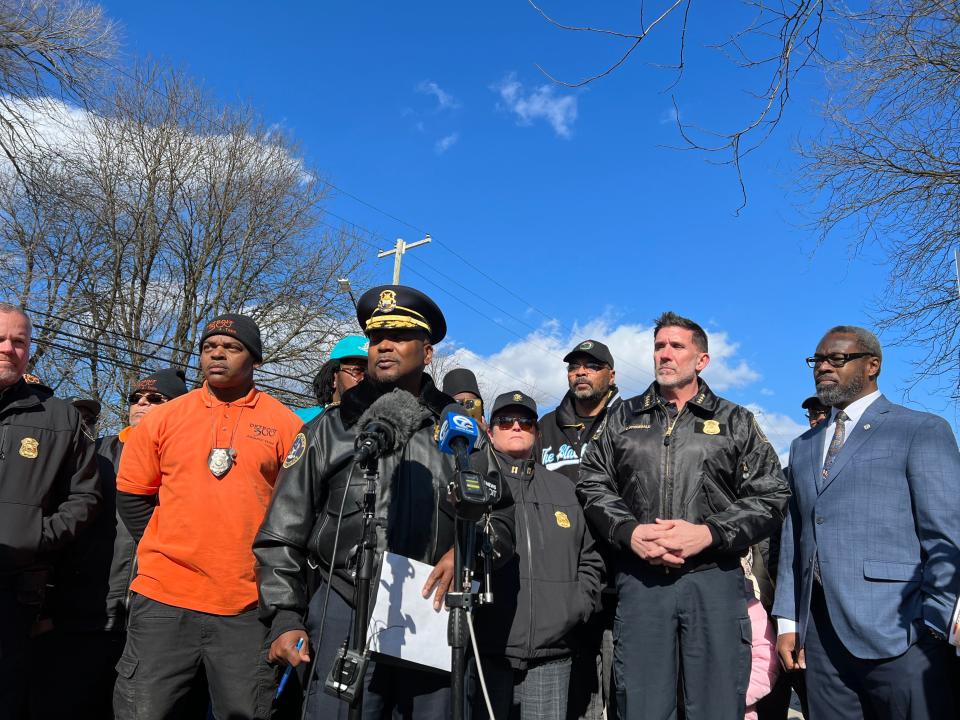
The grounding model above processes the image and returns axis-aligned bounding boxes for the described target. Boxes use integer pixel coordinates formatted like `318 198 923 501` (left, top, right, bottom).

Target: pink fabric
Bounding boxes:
744 591 779 720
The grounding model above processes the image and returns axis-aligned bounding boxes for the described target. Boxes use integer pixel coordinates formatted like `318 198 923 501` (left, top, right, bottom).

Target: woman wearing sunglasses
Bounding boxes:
467 390 604 720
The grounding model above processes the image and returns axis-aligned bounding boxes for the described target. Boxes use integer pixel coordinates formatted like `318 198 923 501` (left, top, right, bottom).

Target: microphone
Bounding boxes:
437 403 481 471
437 404 499 518
354 389 423 466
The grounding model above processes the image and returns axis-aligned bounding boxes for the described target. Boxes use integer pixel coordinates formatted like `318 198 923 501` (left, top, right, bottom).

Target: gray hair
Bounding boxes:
823 325 882 378
0 302 32 337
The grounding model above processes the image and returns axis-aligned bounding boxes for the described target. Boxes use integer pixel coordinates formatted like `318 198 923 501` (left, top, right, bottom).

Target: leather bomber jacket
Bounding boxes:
577 380 789 570
254 375 515 640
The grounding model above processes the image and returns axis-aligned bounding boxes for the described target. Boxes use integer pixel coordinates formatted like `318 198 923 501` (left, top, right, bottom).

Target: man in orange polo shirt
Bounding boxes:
114 314 302 720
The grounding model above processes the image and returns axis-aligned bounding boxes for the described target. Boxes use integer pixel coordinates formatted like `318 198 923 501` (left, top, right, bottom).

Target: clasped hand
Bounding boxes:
630 518 713 568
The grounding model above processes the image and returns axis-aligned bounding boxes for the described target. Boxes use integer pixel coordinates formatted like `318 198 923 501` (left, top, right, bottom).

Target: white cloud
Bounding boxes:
416 80 460 111
492 73 578 138
659 106 679 125
746 404 807 464
443 316 761 412
434 132 459 154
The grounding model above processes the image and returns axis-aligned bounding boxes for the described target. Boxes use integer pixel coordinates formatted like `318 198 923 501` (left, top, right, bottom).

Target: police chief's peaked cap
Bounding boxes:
356 285 446 344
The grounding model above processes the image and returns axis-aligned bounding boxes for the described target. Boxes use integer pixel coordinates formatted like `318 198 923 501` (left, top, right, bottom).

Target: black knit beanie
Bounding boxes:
199 313 263 362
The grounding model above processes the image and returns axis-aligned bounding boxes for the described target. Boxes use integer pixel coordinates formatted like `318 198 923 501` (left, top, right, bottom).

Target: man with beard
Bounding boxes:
536 340 621 720
578 311 789 720
537 340 620 481
114 314 303 719
254 285 514 720
774 326 960 719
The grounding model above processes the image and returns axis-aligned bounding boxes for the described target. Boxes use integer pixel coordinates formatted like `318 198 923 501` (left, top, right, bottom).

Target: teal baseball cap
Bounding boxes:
330 335 369 361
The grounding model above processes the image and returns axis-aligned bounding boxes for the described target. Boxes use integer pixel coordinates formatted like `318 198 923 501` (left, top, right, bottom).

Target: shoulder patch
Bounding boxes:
283 432 307 469
753 418 771 445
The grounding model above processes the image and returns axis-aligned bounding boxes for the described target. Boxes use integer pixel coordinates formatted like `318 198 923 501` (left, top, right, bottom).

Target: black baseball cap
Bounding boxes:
801 396 828 411
69 397 102 417
490 390 538 419
563 339 614 369
442 368 482 399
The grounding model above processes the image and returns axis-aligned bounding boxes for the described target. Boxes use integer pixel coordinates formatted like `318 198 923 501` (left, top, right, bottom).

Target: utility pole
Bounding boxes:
955 248 960 300
378 235 431 284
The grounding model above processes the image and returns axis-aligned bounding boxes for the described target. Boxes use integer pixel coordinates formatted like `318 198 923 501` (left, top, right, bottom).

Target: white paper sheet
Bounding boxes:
366 551 452 672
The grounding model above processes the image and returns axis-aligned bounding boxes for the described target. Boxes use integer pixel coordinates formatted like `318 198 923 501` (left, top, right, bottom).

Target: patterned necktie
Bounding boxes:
821 410 848 481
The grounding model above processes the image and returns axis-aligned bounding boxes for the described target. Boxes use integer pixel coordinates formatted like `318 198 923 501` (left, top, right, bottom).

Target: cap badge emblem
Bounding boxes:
19 437 39 459
703 419 721 435
377 289 397 313
512 393 523 402
579 341 594 350
555 511 571 528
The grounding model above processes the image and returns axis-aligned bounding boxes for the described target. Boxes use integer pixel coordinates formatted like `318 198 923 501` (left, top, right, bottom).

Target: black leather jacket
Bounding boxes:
50 433 138 631
0 379 100 580
577 380 789 570
254 375 514 641
475 451 602 668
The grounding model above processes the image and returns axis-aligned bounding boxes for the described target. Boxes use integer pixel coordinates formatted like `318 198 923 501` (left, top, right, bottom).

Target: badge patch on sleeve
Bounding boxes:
695 419 724 436
283 432 307 468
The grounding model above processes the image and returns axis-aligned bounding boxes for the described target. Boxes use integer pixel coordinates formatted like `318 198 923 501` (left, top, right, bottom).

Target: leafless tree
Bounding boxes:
528 1 825 206
0 62 368 430
801 0 960 397
0 0 115 177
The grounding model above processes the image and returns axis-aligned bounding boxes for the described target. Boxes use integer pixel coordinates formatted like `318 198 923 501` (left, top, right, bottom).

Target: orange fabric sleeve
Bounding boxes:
116 410 163 495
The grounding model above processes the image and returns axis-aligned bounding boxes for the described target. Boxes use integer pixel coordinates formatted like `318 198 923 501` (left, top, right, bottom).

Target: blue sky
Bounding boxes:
96 1 952 454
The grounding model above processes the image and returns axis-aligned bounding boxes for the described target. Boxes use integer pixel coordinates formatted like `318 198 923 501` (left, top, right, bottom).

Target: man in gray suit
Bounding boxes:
774 325 960 719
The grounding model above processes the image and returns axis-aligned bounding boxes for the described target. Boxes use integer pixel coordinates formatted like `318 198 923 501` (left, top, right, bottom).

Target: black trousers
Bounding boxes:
613 560 751 720
113 593 276 720
302 581 450 720
804 583 956 720
0 589 38 720
755 664 808 720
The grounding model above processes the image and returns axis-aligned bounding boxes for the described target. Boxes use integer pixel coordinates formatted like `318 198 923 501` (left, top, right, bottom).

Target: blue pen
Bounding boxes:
275 638 305 699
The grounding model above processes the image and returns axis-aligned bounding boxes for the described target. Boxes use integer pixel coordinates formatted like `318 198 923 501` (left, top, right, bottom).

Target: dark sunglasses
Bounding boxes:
128 392 167 405
457 399 482 411
567 361 607 373
492 416 536 431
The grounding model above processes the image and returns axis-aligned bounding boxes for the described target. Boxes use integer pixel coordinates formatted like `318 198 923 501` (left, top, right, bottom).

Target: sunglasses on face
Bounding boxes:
337 364 366 379
567 361 607 373
129 392 167 405
492 416 536 431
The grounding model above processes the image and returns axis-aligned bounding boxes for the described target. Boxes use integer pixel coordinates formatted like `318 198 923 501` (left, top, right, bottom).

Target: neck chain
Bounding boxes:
208 395 246 479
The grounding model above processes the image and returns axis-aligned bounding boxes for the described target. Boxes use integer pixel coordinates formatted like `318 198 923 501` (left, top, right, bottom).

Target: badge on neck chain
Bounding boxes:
208 447 237 479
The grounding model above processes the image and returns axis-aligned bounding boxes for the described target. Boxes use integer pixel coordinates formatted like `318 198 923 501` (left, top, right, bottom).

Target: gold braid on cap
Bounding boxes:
365 305 432 335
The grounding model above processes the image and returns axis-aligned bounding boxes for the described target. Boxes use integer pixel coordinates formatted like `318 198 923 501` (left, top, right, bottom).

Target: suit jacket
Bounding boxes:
772 394 960 659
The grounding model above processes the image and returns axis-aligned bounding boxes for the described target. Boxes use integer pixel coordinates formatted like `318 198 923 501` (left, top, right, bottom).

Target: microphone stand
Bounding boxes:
447 513 476 720
348 456 380 720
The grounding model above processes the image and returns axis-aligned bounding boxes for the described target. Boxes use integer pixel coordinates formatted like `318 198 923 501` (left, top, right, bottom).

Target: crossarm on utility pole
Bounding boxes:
377 235 431 284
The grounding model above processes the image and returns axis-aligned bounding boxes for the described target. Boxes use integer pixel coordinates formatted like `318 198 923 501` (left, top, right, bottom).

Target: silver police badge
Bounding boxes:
208 447 237 478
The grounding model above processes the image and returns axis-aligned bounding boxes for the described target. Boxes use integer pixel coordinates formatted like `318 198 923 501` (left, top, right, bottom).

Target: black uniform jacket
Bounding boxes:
50 433 137 630
535 385 621 482
577 380 789 570
475 451 603 669
254 374 515 641
0 379 100 576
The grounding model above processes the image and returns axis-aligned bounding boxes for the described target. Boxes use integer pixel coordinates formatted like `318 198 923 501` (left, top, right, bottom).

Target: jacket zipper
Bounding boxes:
0 424 7 460
518 477 535 658
661 406 685 519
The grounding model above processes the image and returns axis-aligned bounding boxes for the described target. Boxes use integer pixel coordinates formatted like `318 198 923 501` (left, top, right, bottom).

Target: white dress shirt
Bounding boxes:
777 390 882 636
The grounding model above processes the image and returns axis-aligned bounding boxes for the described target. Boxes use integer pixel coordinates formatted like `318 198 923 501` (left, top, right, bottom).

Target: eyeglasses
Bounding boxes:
337 364 366 379
492 416 536 431
567 361 607 373
805 353 875 369
129 392 167 405
457 399 481 411
805 410 828 421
